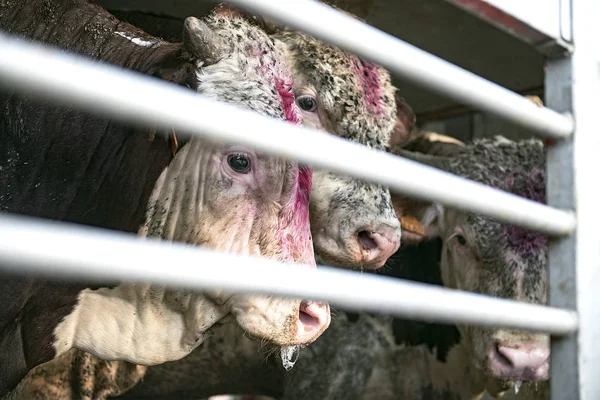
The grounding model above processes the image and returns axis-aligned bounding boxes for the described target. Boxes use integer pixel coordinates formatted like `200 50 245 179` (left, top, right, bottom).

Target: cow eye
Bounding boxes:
456 235 467 246
297 95 317 112
227 153 251 173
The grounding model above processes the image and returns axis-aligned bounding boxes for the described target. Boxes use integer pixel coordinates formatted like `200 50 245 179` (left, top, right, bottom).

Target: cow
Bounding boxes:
0 0 333 395
114 2 412 271
270 8 408 271
11 135 548 400
2 3 419 399
283 134 549 400
109 104 547 400
248 134 551 400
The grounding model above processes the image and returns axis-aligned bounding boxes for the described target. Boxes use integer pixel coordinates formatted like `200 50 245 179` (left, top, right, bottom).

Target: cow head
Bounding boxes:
223 2 412 270
392 137 549 386
140 10 329 347
198 4 414 271
268 27 413 270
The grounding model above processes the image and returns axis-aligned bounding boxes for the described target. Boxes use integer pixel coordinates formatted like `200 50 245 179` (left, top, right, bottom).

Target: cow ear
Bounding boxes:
389 93 416 147
182 17 226 66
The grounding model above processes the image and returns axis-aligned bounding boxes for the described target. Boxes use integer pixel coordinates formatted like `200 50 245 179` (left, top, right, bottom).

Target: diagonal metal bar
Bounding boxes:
0 212 579 335
0 33 576 236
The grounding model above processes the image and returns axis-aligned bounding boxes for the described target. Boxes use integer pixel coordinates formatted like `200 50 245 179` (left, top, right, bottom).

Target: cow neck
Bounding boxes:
52 284 229 366
1 0 189 78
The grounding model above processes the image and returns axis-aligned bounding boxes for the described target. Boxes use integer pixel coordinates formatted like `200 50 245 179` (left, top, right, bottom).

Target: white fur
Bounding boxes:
52 284 227 365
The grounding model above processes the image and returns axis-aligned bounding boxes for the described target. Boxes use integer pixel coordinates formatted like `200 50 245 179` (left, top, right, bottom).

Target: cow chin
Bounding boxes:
228 294 330 347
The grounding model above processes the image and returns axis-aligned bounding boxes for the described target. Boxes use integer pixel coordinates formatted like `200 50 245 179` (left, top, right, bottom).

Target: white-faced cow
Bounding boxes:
3 4 418 399
197 3 410 271
0 0 332 396
19 135 549 400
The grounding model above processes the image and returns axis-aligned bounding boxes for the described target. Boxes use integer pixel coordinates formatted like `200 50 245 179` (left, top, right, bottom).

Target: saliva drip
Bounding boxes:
280 345 300 371
514 380 523 395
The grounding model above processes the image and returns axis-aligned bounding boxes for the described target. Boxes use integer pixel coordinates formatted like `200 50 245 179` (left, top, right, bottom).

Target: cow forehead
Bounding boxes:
450 138 548 266
276 31 397 150
201 14 301 125
445 138 545 188
205 13 276 50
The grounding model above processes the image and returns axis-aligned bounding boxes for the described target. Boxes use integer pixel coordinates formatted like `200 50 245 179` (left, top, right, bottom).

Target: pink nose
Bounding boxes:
355 223 401 269
296 300 330 344
489 343 550 381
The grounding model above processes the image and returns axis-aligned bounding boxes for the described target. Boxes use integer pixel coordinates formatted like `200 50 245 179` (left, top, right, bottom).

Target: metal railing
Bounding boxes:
228 0 574 139
0 0 596 398
0 212 578 334
0 33 576 236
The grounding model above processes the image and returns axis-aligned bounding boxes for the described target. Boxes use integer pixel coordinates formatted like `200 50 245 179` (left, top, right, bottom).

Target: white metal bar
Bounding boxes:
0 212 579 335
227 0 574 140
0 33 576 236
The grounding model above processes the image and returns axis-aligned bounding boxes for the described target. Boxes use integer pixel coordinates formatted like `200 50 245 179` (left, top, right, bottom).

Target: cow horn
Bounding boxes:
183 17 225 66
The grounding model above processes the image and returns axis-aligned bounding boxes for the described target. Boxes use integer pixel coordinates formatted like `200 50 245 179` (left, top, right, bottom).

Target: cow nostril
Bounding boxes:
299 301 319 330
299 310 320 329
494 344 514 367
298 301 329 336
357 231 378 251
354 226 400 269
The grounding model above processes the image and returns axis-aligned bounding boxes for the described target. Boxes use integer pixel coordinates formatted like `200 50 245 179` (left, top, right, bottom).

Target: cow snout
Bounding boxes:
489 342 550 381
355 223 401 269
296 300 330 344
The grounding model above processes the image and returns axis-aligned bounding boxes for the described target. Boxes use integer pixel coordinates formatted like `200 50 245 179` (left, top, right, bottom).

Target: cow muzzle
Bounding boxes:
229 295 330 347
488 341 550 381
